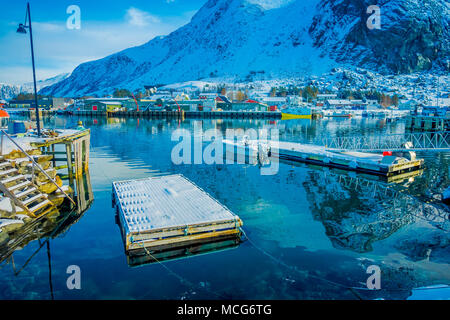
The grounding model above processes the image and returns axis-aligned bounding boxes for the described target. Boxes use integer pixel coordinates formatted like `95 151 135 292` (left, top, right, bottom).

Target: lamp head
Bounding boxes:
16 23 27 34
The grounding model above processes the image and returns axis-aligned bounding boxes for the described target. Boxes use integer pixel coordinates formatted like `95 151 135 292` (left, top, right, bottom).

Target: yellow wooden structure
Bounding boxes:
32 129 90 180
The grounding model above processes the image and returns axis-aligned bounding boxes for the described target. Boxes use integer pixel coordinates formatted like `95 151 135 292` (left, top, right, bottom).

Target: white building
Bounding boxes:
317 94 338 101
199 93 218 99
262 97 287 106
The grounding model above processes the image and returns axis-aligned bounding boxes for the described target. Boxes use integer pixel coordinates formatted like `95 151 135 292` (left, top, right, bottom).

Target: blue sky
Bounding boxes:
0 0 206 84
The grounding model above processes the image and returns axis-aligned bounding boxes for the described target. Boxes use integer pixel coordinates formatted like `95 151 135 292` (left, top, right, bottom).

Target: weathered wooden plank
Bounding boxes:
113 174 243 252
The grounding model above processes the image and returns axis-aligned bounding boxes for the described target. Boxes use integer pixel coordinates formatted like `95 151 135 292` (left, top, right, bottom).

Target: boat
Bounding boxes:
281 97 312 119
321 109 352 118
281 106 312 119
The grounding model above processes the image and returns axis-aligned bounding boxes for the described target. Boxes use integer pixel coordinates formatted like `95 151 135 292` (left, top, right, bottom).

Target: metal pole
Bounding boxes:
27 3 41 136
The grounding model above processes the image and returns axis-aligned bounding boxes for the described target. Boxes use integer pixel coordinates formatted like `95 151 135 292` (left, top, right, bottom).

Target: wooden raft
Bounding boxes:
112 174 243 253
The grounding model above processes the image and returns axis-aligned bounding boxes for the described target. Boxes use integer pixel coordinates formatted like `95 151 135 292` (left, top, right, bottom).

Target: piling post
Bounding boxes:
66 143 73 185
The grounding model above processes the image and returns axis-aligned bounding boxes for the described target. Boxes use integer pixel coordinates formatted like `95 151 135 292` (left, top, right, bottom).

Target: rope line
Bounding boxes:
89 127 449 299
240 229 364 300
134 238 227 300
241 229 450 296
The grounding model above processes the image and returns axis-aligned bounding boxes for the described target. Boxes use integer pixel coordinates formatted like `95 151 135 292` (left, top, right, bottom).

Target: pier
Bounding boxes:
224 139 424 177
406 115 449 131
31 129 91 180
72 110 282 119
0 128 90 221
112 174 243 255
323 131 450 152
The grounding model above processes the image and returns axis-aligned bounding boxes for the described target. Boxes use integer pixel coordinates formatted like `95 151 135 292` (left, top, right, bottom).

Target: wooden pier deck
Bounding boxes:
112 174 243 254
32 129 91 180
71 110 282 119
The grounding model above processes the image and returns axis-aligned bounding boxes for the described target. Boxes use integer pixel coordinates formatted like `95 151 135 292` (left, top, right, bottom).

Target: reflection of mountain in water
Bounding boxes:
303 169 450 254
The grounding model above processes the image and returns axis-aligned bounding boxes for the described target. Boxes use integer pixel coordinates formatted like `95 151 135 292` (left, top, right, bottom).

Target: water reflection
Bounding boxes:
126 237 242 268
2 115 448 300
0 170 94 269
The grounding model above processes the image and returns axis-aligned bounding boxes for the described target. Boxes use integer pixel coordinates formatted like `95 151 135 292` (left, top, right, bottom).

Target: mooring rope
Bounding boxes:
241 228 450 297
239 228 365 300
135 239 228 300
87 126 448 299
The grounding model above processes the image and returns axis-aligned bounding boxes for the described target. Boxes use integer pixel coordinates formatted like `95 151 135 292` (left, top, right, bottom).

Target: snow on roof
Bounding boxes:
86 98 129 101
326 99 365 105
262 97 287 102
0 129 83 155
99 101 123 105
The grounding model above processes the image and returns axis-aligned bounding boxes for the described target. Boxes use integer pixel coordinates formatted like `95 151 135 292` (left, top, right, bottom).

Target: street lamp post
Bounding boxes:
17 2 41 136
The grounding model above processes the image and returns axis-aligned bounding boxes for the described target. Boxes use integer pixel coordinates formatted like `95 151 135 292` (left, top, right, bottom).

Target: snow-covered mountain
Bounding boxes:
40 0 449 97
309 0 449 74
0 84 22 101
22 73 71 93
0 73 70 100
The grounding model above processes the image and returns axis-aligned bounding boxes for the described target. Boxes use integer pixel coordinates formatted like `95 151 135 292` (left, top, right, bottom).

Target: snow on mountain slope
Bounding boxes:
0 84 22 101
309 0 449 73
41 0 449 97
22 73 71 93
0 73 70 100
40 0 333 97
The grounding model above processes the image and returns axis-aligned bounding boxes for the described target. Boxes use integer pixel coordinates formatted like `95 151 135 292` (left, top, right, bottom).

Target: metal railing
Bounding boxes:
323 131 450 152
0 130 76 205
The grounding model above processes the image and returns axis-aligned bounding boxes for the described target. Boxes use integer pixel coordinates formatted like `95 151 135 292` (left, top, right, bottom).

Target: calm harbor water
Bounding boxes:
1 115 449 300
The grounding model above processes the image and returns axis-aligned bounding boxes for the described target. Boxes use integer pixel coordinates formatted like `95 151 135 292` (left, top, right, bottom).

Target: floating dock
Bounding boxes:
224 139 424 177
112 174 243 254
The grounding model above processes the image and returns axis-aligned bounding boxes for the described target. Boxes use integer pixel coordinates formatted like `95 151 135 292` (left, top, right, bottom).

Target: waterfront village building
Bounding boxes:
399 99 418 110
215 98 268 112
8 98 53 109
261 97 287 107
199 93 218 100
81 98 130 112
287 96 304 105
365 99 379 106
325 99 368 109
52 97 74 110
166 98 217 112
148 92 173 101
421 106 450 118
316 93 338 101
249 91 270 100
83 101 123 112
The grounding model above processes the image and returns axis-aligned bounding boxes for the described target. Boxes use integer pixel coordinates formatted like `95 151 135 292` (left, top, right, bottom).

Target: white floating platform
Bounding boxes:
223 139 424 177
113 174 243 253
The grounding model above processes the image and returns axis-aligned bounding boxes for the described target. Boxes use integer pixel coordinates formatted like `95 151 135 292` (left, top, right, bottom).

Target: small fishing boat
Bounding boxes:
281 97 312 119
322 109 352 118
281 106 312 119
